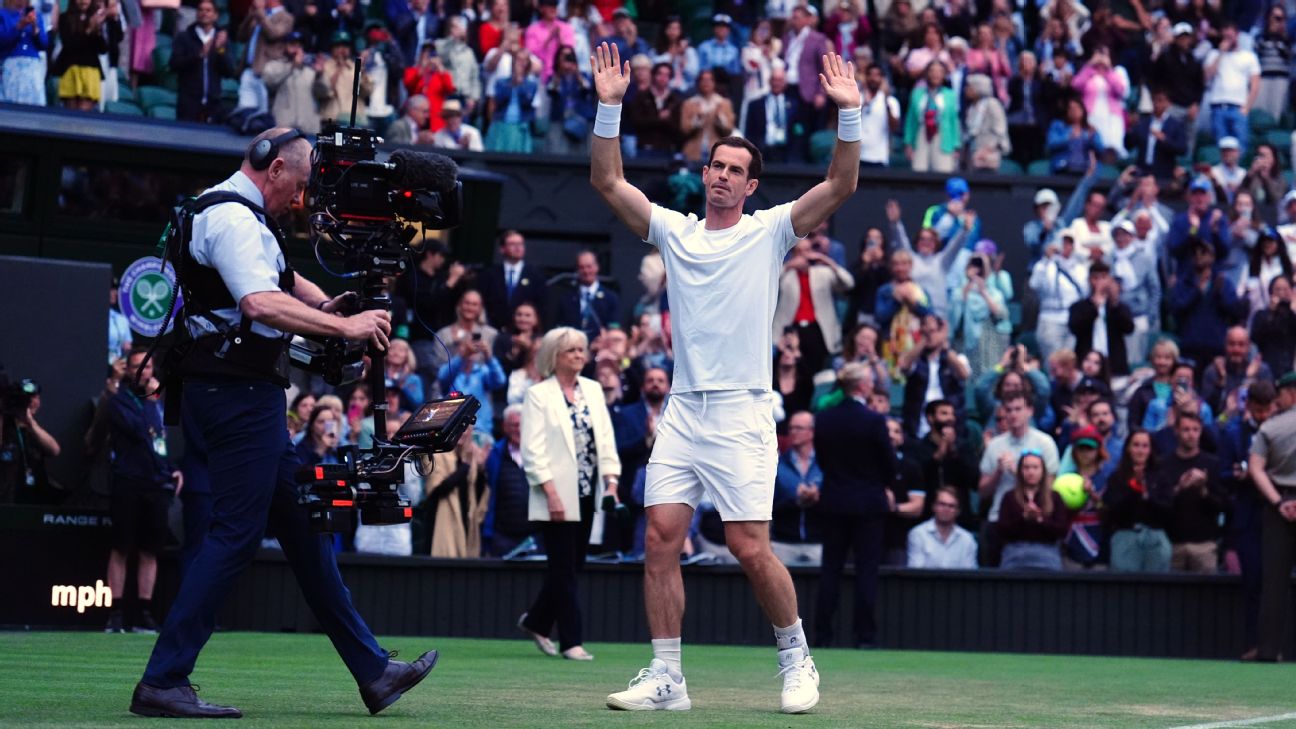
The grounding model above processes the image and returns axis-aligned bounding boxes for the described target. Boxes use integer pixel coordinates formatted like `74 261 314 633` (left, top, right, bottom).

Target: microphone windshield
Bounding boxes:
389 149 459 193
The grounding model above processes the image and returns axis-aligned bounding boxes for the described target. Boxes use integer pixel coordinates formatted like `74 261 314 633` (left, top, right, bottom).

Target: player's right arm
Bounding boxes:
589 42 651 241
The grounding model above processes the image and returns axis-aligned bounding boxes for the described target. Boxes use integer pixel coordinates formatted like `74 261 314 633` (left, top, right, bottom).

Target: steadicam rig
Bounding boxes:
295 396 481 533
290 56 476 534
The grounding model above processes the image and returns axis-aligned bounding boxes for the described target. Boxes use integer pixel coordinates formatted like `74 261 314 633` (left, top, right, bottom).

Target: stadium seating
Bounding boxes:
105 100 145 115
1027 159 1051 176
137 86 178 115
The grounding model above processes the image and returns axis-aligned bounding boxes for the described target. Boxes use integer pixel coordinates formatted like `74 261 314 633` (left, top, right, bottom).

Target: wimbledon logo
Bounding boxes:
119 256 183 337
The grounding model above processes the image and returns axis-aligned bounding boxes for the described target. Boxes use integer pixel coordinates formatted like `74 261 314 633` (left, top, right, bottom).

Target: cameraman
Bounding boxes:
131 128 435 719
0 378 60 505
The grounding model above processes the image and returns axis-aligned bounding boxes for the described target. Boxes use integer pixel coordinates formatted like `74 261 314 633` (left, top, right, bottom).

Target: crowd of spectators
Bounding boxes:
9 0 1296 659
4 0 1296 181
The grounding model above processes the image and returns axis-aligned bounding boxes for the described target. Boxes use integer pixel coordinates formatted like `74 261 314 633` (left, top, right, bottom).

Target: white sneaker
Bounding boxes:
606 659 691 711
778 656 820 714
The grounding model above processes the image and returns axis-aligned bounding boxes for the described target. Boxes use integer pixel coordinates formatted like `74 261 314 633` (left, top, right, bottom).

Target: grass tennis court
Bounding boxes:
2 632 1294 728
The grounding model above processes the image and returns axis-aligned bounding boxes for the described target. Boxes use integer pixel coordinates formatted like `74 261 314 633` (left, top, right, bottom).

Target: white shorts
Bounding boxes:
645 390 777 522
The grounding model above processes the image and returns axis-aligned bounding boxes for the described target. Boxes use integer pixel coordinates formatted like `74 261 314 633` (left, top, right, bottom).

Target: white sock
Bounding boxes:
651 637 683 679
774 619 809 665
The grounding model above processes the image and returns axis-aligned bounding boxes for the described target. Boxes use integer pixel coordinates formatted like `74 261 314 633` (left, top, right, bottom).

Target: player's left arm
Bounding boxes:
790 52 861 238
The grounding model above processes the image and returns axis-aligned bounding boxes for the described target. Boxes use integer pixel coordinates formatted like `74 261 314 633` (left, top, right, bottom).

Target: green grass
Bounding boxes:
2 632 1296 728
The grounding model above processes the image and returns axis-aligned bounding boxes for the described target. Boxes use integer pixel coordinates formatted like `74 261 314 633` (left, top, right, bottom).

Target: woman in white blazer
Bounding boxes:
518 327 621 661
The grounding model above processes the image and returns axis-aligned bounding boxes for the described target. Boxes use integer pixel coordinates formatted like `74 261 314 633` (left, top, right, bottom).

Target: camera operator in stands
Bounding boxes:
104 348 180 635
0 374 60 504
129 128 435 719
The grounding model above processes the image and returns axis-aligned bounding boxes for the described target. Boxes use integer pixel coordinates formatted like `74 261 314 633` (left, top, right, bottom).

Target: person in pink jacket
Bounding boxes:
1072 46 1129 158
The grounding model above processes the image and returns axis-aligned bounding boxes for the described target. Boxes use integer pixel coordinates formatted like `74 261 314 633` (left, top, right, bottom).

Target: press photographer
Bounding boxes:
129 127 436 719
104 348 180 635
0 372 61 505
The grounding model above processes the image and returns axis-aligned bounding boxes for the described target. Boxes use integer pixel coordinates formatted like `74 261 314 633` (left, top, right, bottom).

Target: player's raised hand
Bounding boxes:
818 52 861 110
591 42 630 105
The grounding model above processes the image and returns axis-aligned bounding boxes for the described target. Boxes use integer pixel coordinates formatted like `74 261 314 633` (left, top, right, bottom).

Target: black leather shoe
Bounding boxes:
129 682 243 718
358 650 439 715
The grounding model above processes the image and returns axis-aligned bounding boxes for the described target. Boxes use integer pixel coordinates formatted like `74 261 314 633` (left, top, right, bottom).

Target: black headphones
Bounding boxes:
248 129 305 171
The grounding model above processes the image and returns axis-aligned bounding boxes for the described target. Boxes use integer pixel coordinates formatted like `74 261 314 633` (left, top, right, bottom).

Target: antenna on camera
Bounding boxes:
349 55 363 127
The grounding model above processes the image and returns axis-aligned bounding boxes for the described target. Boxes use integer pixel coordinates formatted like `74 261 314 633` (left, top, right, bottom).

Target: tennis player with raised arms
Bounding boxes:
589 42 862 714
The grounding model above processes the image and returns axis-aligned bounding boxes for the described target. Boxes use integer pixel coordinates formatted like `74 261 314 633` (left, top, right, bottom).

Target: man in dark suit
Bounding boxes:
1069 260 1136 376
743 66 800 163
478 229 548 330
812 363 897 648
388 0 440 70
1130 88 1188 181
552 250 619 343
783 5 833 135
170 0 237 124
610 367 670 553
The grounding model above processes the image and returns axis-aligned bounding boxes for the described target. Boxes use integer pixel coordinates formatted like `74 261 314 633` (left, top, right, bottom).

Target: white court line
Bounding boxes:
1167 712 1296 729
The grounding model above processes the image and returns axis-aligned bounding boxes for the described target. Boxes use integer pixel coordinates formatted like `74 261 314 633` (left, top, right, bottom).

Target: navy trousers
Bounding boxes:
814 513 884 647
142 379 388 688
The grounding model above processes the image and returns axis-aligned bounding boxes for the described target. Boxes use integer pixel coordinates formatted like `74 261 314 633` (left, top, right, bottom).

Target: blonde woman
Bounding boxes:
518 327 621 661
384 338 425 411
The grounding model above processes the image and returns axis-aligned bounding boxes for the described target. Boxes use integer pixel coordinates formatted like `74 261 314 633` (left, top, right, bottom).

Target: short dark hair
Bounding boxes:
925 398 954 419
708 136 764 180
1089 260 1111 276
498 228 523 246
1086 398 1114 418
1177 409 1203 426
651 61 673 78
1001 391 1031 408
1249 380 1277 406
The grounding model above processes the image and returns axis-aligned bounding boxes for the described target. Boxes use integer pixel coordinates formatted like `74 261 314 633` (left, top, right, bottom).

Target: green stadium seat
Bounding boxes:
999 158 1023 175
1265 129 1292 158
808 129 835 164
1097 163 1120 180
1196 145 1220 165
1249 108 1278 134
148 104 177 120
137 85 177 113
1027 159 1052 176
46 76 59 105
105 100 145 115
221 77 239 103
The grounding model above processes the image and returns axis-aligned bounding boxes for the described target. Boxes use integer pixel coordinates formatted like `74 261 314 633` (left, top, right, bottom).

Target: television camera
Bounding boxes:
291 61 478 533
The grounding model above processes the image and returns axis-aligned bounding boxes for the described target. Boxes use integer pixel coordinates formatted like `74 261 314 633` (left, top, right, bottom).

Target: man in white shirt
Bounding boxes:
977 392 1059 566
589 42 862 715
858 62 899 167
907 486 977 568
1204 22 1261 154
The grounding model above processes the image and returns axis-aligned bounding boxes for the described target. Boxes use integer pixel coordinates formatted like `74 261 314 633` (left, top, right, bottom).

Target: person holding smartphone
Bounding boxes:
294 405 342 468
0 0 51 105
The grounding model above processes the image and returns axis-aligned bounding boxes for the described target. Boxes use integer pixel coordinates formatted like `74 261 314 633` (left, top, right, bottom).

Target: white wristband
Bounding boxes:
837 106 863 143
593 102 622 138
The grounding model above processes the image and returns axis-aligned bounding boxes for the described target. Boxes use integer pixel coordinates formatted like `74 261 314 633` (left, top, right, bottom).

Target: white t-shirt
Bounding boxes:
647 202 800 393
1206 49 1260 106
860 91 899 165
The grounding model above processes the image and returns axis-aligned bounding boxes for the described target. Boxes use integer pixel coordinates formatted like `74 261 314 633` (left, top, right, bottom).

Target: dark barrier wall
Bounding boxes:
0 256 110 492
1 505 1277 660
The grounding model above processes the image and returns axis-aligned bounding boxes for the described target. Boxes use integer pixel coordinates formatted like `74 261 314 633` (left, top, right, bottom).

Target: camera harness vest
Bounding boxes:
164 191 297 396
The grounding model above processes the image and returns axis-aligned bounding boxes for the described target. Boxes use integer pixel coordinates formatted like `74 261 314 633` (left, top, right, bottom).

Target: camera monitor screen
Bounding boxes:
393 397 468 441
